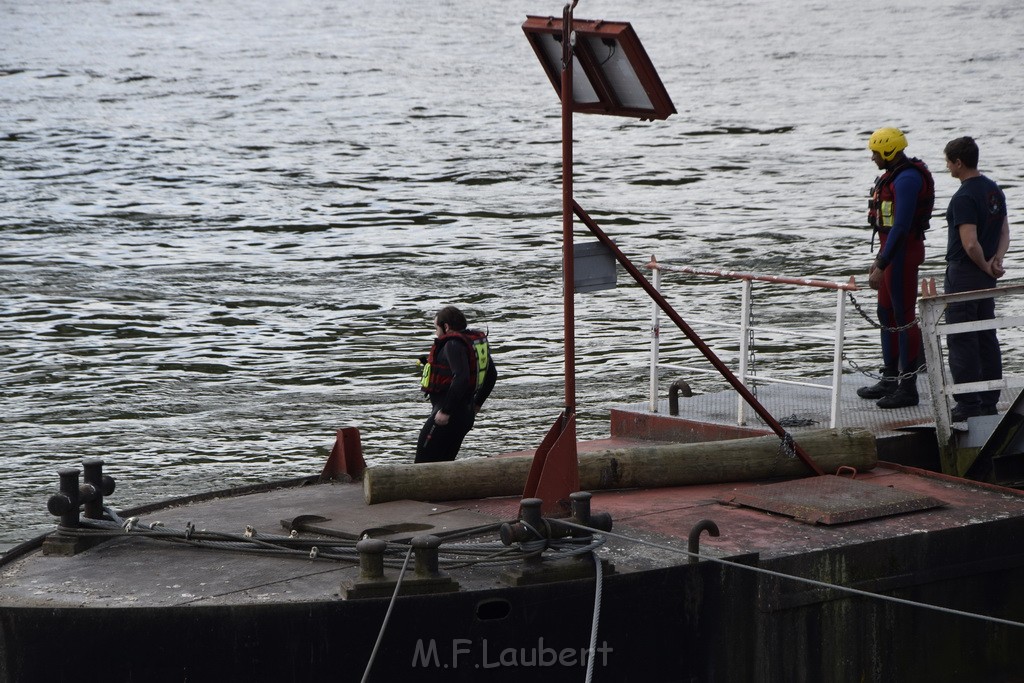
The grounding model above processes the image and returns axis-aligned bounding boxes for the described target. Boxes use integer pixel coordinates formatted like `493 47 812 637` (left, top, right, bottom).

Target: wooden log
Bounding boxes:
363 428 877 505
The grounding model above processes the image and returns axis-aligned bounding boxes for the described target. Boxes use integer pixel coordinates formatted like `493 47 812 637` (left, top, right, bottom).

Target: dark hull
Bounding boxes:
3 474 1024 683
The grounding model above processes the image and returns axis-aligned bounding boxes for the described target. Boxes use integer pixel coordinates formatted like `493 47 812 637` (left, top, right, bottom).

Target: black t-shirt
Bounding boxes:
945 174 1007 263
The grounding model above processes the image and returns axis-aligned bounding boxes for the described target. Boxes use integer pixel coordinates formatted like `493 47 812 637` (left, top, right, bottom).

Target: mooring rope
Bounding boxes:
75 508 1018 637
557 520 1024 630
585 550 604 683
361 544 413 683
72 511 529 568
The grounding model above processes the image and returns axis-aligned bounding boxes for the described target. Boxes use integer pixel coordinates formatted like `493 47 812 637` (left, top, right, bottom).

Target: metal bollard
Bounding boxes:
501 494 613 545
499 498 545 546
567 491 613 535
47 468 82 528
519 498 543 530
411 535 442 577
81 458 115 520
570 491 591 523
356 539 387 580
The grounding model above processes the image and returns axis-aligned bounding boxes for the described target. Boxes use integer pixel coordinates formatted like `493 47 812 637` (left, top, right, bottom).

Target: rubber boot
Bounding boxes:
876 373 919 409
857 368 898 399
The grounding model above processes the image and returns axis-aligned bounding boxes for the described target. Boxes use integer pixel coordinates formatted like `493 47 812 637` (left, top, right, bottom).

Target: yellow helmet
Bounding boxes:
868 127 908 161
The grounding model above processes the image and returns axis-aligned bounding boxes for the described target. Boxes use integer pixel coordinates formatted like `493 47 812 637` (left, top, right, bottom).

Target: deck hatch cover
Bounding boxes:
719 475 945 525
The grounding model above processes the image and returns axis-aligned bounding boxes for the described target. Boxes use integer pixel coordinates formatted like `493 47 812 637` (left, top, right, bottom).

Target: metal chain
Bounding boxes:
843 352 925 383
743 290 925 387
844 290 927 383
847 290 920 333
777 432 797 460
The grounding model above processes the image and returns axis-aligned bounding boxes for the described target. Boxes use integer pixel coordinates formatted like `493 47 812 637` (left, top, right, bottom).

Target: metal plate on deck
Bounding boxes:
718 475 945 525
280 499 503 542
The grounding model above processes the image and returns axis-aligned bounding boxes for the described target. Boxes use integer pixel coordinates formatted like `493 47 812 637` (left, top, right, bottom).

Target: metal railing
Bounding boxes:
646 258 860 428
918 279 1024 475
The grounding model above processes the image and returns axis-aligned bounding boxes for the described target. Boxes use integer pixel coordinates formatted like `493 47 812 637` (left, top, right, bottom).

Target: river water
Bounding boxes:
2 0 1022 550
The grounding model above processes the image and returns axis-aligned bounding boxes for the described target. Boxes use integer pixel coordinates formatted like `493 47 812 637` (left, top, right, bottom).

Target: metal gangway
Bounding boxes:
918 280 1024 478
646 258 860 429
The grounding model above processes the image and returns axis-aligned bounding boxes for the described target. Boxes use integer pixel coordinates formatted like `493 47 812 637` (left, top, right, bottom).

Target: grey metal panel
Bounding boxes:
574 240 616 293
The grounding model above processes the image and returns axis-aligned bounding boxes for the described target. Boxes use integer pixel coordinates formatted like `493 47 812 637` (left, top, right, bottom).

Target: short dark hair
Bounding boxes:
944 136 979 169
435 305 467 332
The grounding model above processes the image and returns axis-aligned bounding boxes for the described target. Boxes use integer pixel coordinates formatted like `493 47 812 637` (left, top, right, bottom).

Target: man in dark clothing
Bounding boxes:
415 306 498 463
859 127 935 409
943 136 1010 422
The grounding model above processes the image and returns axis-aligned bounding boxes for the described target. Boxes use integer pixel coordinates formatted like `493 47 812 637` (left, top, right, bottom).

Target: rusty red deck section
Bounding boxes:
459 461 1024 565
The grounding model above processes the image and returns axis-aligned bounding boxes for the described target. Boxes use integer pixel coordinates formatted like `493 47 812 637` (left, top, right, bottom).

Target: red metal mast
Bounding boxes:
522 1 581 515
521 3 822 513
561 0 577 422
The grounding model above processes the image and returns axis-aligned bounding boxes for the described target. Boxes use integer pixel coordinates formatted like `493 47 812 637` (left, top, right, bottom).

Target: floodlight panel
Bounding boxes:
523 16 676 120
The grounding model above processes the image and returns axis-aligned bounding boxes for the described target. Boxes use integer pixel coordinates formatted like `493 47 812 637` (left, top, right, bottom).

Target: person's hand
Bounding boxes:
990 256 1006 279
434 410 450 426
867 262 883 291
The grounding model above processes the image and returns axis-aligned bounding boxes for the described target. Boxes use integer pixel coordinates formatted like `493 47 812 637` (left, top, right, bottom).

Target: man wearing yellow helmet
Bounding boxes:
858 127 935 408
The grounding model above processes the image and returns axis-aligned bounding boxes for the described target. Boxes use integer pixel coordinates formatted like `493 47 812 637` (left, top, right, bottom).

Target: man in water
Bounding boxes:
416 305 498 463
942 136 1010 422
858 127 935 409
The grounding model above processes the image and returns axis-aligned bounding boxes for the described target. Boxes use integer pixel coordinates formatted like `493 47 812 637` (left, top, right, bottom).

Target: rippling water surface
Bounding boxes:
3 0 1023 549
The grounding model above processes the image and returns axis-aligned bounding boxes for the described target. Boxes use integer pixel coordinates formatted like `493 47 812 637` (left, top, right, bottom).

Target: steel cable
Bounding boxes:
557 520 1024 630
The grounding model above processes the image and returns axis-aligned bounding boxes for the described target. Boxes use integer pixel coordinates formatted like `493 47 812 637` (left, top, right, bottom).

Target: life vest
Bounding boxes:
420 329 490 396
867 157 935 238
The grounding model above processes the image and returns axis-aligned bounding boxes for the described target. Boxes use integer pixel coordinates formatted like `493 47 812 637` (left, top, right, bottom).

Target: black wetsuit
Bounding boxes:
415 335 497 463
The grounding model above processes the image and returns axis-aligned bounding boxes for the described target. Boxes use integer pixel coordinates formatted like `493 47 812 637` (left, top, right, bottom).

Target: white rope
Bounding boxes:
585 551 603 683
360 545 413 683
558 520 1024 630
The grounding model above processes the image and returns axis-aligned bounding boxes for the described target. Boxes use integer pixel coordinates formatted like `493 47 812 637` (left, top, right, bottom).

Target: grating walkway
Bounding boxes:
612 375 1022 441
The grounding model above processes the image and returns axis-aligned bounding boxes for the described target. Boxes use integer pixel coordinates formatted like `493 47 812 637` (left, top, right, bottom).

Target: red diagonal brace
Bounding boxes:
321 427 366 481
572 200 824 476
523 412 579 516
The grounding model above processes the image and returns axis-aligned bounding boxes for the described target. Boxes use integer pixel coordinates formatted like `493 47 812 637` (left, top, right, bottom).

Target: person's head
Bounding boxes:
944 136 979 179
868 127 908 169
434 305 467 336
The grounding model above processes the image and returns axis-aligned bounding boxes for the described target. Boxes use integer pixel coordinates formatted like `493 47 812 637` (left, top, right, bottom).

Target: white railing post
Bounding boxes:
830 288 846 428
918 292 952 467
649 264 661 412
644 260 866 426
737 278 752 426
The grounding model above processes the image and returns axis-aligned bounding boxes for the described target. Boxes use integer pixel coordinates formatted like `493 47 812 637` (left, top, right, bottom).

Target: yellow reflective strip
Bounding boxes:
880 200 894 227
474 340 489 387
